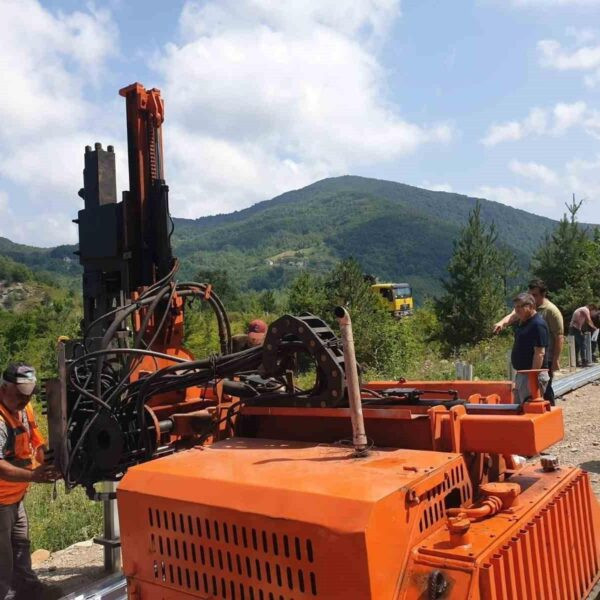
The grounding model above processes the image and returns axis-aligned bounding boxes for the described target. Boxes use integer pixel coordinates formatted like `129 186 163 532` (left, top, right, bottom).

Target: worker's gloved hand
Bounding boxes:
30 463 62 483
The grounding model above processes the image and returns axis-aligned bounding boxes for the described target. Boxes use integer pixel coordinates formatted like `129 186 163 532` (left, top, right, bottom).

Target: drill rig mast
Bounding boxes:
46 84 236 495
77 84 172 343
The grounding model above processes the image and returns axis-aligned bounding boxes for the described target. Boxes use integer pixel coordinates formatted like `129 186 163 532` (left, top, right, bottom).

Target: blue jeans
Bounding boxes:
569 326 588 365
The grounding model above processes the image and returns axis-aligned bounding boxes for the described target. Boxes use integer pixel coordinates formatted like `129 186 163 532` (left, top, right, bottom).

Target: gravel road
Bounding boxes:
549 381 600 498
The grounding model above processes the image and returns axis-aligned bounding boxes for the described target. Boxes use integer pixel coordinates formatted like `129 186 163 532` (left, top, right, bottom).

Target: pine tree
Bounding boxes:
323 258 408 375
435 201 507 349
324 258 377 313
287 259 415 376
195 268 238 307
259 289 277 314
531 195 597 316
287 271 327 316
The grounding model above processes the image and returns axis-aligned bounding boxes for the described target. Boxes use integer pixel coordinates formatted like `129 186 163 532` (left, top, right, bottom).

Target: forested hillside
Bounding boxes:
170 176 562 299
0 176 573 300
0 237 79 279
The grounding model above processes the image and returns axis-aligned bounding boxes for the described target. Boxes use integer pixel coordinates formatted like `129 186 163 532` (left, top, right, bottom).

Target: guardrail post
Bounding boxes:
507 350 515 381
465 363 473 381
584 331 592 366
455 361 463 379
455 361 473 380
567 335 576 371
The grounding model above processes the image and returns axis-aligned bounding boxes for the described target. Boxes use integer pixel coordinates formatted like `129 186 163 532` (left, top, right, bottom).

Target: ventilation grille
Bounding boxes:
147 508 318 599
418 463 472 534
480 472 599 600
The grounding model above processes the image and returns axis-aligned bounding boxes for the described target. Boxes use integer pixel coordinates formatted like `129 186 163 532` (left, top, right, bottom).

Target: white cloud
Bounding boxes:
584 110 600 139
481 102 590 145
0 1 117 137
565 155 600 201
552 101 587 133
422 181 453 193
178 0 401 41
509 160 559 185
482 121 524 146
153 0 453 217
512 0 600 6
477 155 600 223
165 127 332 218
538 36 600 87
565 27 598 44
538 39 600 70
474 185 556 212
0 0 120 245
523 107 549 134
0 189 74 246
583 71 600 86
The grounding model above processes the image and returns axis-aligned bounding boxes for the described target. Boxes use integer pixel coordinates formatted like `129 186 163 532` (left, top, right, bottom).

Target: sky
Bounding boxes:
1 0 600 246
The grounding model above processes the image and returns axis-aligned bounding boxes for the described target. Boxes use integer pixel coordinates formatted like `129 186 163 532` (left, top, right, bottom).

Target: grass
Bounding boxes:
25 399 102 552
25 484 102 552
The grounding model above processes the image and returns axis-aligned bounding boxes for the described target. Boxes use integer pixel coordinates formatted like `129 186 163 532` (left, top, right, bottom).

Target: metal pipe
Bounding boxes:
334 306 368 456
102 481 121 573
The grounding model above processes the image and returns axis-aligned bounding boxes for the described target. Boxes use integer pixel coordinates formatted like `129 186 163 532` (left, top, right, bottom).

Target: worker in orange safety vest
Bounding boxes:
0 363 61 600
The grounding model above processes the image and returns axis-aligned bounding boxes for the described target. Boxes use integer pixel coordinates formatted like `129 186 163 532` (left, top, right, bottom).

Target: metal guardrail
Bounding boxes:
60 573 127 600
552 364 600 397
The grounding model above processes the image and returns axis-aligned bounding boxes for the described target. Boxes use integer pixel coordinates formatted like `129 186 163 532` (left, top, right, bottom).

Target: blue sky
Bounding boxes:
1 0 600 245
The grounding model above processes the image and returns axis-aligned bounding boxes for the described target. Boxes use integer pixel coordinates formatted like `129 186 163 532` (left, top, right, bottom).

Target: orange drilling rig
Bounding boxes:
45 83 600 600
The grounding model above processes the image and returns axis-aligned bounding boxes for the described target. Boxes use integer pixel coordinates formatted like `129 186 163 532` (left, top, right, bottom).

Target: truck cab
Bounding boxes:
372 282 413 317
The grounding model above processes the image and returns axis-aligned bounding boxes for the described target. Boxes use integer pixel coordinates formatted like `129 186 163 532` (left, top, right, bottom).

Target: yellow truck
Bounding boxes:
371 282 414 317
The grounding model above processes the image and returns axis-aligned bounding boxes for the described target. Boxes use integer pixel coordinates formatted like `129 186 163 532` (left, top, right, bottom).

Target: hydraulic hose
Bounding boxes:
446 495 503 521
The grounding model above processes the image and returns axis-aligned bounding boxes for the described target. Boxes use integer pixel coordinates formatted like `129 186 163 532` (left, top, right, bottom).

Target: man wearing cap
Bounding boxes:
0 363 61 600
231 320 268 352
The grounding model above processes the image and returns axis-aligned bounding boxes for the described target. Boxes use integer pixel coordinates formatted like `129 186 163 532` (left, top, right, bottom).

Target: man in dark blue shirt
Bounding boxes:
511 292 550 403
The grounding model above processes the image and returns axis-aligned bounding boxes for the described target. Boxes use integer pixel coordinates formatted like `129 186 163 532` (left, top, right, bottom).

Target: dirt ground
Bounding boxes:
548 380 600 498
33 384 600 597
35 540 104 596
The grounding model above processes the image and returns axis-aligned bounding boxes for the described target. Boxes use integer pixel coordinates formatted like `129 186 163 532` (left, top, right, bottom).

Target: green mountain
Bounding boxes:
0 176 576 301
0 238 79 279
170 175 562 299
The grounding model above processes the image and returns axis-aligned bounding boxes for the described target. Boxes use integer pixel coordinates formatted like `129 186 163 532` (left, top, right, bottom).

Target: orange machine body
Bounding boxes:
119 436 600 600
237 402 563 456
116 386 600 599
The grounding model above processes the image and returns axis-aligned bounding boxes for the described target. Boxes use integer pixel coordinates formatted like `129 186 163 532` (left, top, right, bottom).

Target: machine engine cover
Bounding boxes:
118 439 471 599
